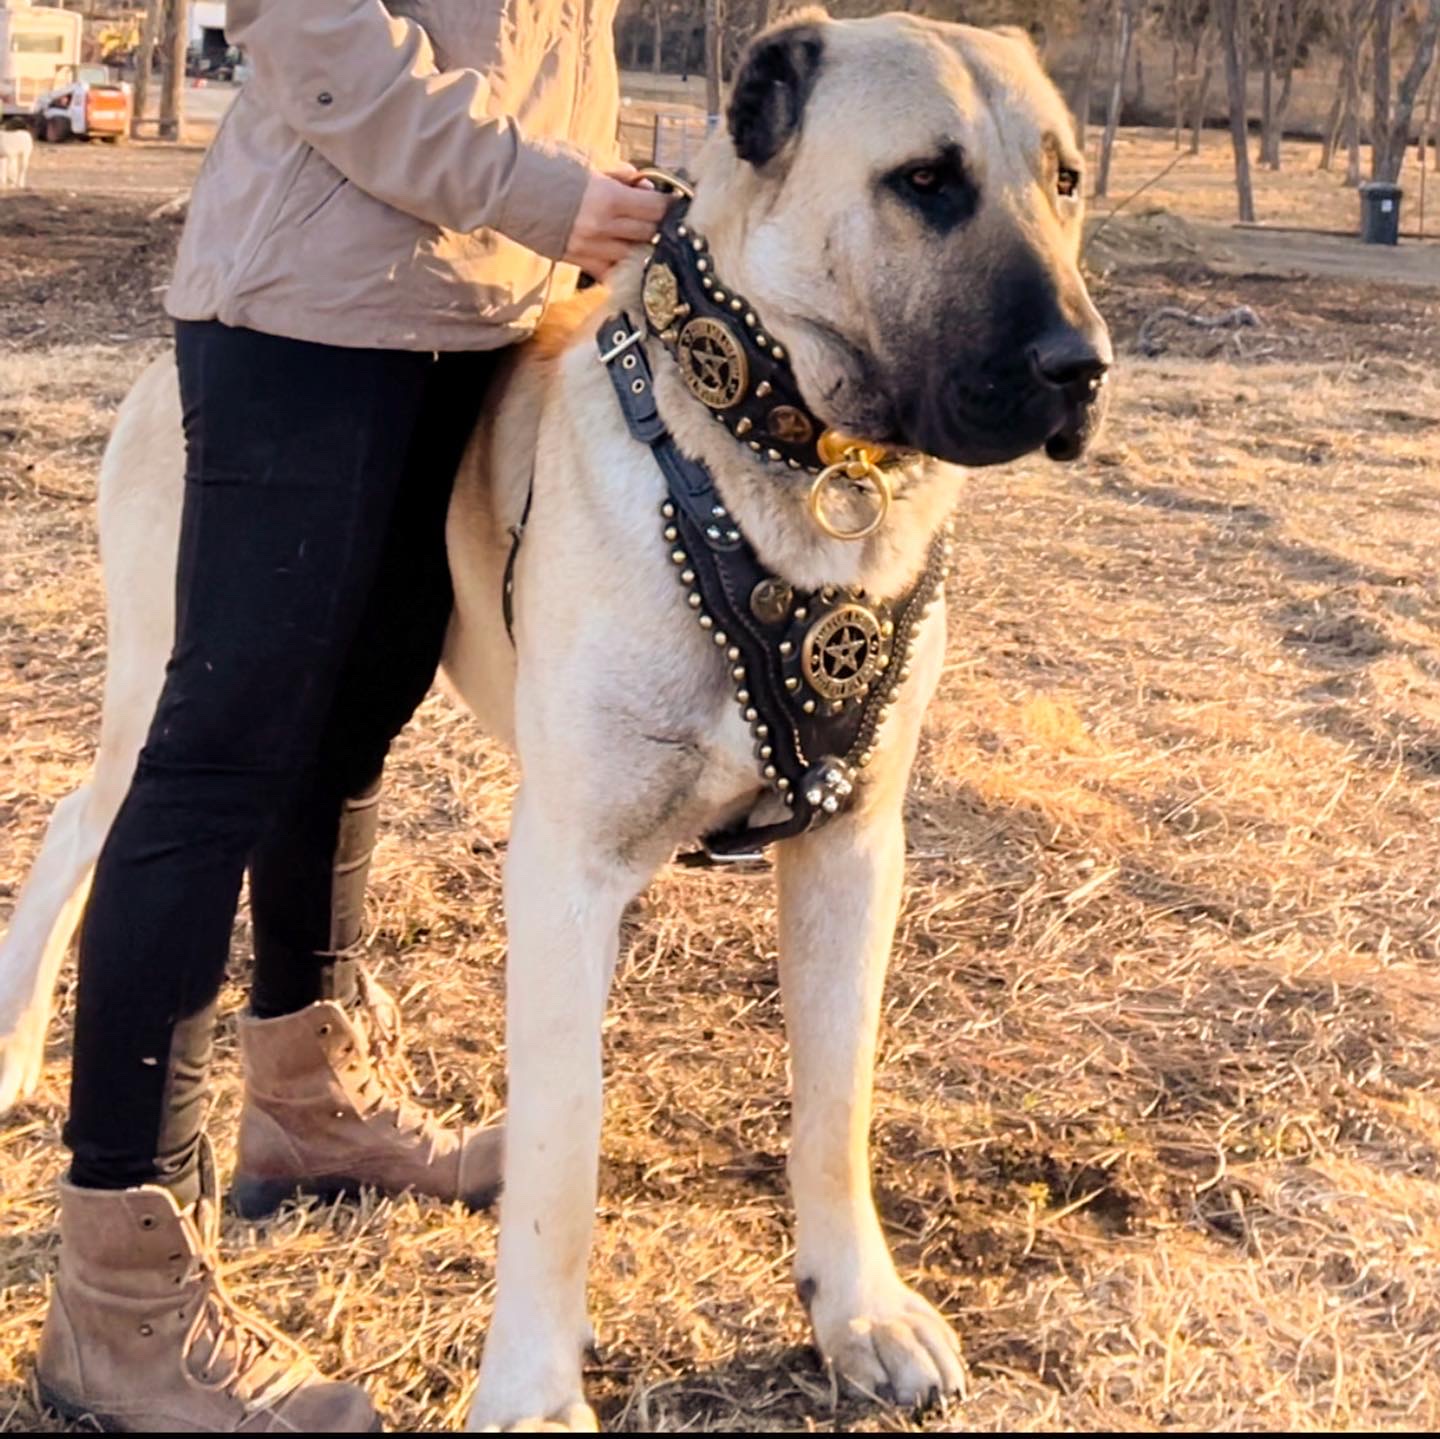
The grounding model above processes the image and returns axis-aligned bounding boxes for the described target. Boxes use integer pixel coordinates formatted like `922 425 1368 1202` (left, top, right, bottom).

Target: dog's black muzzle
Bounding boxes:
1031 325 1112 461
896 318 1112 469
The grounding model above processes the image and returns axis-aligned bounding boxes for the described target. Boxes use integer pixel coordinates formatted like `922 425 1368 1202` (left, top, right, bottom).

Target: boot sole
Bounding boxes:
40 1378 384 1432
230 1172 501 1220
230 1173 364 1220
38 1381 124 1433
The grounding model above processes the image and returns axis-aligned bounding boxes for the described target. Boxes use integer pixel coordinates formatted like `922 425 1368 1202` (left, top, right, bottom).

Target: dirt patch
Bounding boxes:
0 193 184 349
1090 256 1440 367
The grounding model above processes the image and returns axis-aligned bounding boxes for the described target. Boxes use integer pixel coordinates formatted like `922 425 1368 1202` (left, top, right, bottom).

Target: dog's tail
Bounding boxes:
0 358 184 1113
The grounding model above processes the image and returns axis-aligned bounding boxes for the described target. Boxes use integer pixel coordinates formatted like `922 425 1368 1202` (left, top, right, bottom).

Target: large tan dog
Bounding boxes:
0 12 1110 1429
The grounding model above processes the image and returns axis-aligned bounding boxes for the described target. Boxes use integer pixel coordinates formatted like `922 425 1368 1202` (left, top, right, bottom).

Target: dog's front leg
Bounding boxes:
468 790 635 1433
776 781 963 1407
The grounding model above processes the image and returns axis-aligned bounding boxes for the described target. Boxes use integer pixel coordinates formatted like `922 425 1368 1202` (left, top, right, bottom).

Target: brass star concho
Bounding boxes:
642 262 681 332
802 603 885 702
677 316 748 410
767 405 815 447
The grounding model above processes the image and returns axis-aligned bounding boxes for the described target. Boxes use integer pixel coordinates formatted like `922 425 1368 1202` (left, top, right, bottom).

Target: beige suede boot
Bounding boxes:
37 1146 377 1433
233 969 502 1219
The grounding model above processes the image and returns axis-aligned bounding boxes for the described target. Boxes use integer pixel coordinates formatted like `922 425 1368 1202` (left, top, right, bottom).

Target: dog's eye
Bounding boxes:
885 147 976 230
1057 167 1081 199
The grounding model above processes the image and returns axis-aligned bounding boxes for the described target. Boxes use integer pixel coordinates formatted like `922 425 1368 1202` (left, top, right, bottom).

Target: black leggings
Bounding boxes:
64 322 494 1200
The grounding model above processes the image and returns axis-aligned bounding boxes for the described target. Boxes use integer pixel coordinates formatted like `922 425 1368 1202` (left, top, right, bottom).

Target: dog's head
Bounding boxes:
691 9 1111 467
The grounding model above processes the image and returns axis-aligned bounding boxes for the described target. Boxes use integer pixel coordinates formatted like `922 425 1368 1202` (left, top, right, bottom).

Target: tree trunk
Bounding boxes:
1072 5 1106 147
1189 17 1216 154
1421 56 1435 171
1345 38 1367 186
1264 0 1310 169
159 0 187 143
1258 0 1280 167
1095 0 1137 199
1427 51 1440 170
652 0 663 74
1319 61 1346 169
1216 0 1256 221
1269 66 1296 167
131 0 163 139
1191 53 1215 151
704 0 722 117
1328 1 1376 178
1371 0 1393 179
1172 33 1183 148
1375 0 1440 182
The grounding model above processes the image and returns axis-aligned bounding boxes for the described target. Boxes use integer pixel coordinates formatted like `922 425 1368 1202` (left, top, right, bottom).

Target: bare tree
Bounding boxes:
1345 34 1369 184
705 0 723 115
1170 0 1186 147
1319 0 1376 173
130 0 163 140
158 0 188 144
1169 0 1215 149
1189 13 1218 152
1095 0 1138 198
1372 0 1440 181
1259 0 1315 168
1258 0 1283 165
1215 0 1257 220
1273 1 1316 162
1371 0 1394 176
1422 47 1434 169
1319 70 1345 167
1167 0 1214 151
1071 0 1109 147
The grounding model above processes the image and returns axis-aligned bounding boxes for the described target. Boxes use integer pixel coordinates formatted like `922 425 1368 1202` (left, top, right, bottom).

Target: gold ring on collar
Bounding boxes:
635 167 695 199
808 448 892 542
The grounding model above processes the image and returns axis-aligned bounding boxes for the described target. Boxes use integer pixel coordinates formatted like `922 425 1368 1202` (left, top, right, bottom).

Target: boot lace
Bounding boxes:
347 971 448 1152
181 1221 308 1410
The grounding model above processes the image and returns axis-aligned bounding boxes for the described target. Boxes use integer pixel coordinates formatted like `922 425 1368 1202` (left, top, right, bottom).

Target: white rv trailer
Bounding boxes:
1 1 83 122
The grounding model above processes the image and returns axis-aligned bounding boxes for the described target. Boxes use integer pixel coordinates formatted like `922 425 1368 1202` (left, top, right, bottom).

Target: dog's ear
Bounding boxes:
727 13 827 169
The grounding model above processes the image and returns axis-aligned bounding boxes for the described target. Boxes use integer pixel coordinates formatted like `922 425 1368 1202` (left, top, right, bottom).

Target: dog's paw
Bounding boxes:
467 1364 597 1434
806 1275 964 1408
469 1401 598 1433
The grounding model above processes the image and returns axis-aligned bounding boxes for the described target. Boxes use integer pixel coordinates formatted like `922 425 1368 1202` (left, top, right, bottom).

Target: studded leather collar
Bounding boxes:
639 200 831 477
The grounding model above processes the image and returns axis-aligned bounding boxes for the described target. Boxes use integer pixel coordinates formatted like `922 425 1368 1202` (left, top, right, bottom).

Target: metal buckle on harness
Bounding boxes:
598 328 644 366
676 844 768 869
704 846 767 865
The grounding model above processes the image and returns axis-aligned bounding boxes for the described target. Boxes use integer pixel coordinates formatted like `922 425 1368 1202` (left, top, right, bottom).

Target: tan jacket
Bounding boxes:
166 0 620 351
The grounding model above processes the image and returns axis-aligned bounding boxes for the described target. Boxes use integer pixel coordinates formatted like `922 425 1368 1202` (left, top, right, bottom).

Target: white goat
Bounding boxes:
0 128 34 191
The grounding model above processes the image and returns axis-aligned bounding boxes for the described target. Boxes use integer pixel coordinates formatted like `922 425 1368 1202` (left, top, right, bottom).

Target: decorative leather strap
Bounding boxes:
599 315 949 861
640 200 829 477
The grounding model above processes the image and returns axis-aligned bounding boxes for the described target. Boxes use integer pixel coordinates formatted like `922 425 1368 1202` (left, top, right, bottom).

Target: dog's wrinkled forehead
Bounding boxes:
730 12 1079 194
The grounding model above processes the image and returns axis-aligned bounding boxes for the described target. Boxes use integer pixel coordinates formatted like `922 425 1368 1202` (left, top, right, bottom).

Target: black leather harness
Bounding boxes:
596 318 947 859
506 195 949 861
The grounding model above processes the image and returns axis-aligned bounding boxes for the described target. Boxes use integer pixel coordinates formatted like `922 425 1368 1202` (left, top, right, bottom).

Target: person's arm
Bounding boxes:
226 0 588 261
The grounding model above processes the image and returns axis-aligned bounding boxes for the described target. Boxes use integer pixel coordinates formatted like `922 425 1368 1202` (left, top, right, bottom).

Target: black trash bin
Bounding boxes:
1359 182 1403 245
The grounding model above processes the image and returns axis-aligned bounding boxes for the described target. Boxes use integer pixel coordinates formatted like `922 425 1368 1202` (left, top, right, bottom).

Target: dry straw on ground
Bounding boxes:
3 136 1440 1431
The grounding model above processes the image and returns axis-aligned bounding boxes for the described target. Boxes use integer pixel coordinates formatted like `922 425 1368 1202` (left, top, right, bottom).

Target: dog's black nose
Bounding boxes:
1029 331 1110 393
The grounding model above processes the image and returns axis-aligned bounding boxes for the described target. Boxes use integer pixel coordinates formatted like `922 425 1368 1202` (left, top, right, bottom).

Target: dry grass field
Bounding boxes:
2 130 1440 1432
